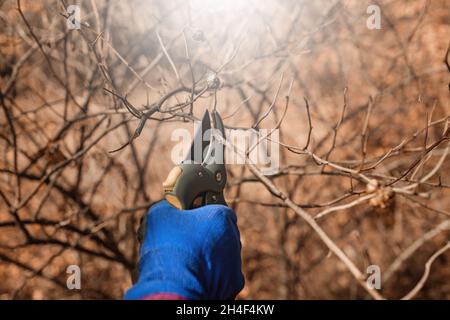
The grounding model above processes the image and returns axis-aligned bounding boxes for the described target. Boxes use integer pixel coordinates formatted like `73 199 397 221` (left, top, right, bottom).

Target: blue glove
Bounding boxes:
125 200 244 300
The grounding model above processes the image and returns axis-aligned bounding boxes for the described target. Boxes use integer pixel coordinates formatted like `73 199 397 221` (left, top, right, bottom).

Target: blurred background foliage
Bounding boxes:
0 0 449 299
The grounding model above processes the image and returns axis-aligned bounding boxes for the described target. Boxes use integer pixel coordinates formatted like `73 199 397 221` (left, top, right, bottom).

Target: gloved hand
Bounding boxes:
125 200 244 300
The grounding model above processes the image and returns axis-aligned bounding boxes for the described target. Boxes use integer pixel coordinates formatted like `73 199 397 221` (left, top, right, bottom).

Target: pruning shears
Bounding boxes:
162 110 228 210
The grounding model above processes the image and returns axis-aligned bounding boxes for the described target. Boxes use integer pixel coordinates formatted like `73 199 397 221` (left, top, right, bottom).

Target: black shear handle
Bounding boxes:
163 163 227 210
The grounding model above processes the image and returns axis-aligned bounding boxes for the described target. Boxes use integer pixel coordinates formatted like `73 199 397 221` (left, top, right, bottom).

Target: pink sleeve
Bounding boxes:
141 293 187 300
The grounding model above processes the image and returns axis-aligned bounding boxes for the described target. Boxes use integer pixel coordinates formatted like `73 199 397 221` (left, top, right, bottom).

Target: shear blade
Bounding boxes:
206 110 225 165
184 110 211 164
